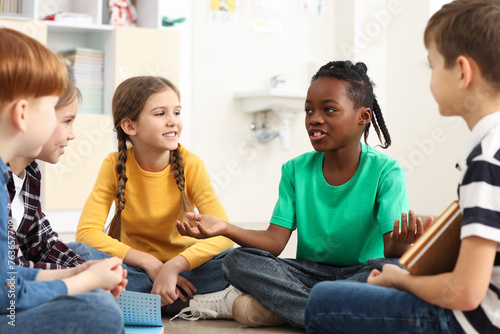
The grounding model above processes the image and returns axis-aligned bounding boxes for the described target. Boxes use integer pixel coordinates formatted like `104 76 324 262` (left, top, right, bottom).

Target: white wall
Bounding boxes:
332 0 468 217
49 0 469 235
383 0 469 217
189 1 335 225
191 0 467 224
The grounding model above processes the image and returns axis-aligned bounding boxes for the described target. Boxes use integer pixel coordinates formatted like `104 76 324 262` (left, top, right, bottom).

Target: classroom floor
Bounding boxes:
164 319 305 334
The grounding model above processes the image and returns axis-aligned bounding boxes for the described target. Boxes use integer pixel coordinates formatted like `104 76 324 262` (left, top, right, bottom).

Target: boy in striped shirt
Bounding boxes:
304 1 500 333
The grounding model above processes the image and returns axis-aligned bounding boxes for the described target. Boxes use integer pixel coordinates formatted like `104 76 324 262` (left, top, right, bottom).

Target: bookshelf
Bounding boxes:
1 0 179 115
0 0 180 213
0 0 37 20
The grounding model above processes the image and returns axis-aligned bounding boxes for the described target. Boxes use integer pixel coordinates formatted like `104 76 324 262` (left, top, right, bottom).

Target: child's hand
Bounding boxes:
367 264 408 288
85 257 125 291
70 260 99 276
390 210 433 245
176 212 228 239
110 268 128 299
64 257 127 297
151 267 196 305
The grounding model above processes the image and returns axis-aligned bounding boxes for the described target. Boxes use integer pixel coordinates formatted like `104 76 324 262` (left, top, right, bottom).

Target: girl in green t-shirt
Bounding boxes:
175 61 431 328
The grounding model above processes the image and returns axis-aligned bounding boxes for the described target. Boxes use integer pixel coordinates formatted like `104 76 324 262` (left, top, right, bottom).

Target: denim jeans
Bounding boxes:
222 247 401 328
68 242 230 295
305 280 466 334
0 289 123 334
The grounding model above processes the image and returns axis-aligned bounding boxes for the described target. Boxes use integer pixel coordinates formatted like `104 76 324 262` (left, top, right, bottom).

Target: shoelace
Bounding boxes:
169 306 218 321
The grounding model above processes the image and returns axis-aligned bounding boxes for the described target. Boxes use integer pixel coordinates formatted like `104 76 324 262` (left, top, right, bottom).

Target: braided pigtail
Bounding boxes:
370 98 391 148
312 60 392 149
171 148 196 227
109 76 182 237
107 132 129 240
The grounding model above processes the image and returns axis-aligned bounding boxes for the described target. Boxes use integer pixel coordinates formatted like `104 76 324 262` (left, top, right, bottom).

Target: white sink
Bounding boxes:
234 88 305 113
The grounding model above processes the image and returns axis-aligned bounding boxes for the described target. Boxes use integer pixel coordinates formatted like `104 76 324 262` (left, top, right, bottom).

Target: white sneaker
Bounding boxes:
170 285 243 321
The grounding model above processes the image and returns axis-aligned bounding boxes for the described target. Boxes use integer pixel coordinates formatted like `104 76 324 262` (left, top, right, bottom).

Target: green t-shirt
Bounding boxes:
270 144 409 266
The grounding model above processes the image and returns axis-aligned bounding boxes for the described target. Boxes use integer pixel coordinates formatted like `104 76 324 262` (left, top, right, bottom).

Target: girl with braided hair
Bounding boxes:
177 61 430 328
76 76 234 310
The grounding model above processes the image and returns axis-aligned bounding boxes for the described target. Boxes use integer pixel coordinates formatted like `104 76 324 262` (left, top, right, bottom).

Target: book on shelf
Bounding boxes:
399 200 462 276
0 0 22 15
43 12 94 25
61 47 104 114
117 291 164 334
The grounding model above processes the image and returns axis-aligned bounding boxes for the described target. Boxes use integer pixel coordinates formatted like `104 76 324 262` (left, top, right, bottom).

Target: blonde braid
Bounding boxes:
171 148 195 227
107 134 128 240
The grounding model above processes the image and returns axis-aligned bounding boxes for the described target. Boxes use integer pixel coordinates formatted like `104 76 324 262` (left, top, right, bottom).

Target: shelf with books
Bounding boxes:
46 26 114 115
0 0 36 20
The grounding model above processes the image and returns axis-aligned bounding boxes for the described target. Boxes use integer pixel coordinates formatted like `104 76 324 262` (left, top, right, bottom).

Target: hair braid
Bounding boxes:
107 132 128 240
170 148 195 227
371 98 391 148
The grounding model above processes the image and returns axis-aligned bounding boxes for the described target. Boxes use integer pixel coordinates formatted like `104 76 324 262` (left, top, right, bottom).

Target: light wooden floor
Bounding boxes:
164 319 305 334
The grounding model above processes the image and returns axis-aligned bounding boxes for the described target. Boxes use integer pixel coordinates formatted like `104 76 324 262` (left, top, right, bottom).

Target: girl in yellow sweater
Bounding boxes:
76 76 234 312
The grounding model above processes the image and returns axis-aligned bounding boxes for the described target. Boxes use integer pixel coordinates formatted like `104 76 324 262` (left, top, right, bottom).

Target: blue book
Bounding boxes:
117 291 164 334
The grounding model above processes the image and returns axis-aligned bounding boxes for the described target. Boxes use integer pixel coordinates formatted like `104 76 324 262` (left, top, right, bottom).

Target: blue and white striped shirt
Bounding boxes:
453 111 500 334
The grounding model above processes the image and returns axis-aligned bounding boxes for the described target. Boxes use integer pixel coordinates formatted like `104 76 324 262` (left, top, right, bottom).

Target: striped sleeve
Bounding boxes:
459 144 500 242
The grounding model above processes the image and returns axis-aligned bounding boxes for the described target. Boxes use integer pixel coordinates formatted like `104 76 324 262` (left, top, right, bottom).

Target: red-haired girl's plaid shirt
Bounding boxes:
7 162 85 269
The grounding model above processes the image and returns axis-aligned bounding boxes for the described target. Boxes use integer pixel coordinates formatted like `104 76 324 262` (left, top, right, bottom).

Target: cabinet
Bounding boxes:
1 0 180 114
0 1 180 213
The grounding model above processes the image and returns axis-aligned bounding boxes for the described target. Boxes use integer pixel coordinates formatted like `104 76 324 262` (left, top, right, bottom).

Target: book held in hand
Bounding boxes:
117 291 164 334
399 200 462 275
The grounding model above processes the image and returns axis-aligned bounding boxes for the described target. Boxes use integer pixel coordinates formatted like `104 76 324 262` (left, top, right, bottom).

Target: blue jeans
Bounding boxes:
305 280 465 334
222 247 401 328
0 289 123 334
68 242 230 295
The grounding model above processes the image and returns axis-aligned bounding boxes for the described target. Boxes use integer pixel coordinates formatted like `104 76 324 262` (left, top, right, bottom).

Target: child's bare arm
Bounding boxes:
369 236 496 310
34 260 99 281
124 248 163 281
34 257 127 298
177 212 292 256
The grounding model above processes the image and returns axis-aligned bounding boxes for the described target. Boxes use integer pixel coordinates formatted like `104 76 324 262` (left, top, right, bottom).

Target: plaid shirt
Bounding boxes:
7 161 85 269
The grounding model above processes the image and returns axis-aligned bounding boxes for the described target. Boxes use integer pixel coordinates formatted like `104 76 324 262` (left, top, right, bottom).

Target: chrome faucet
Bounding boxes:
270 75 286 88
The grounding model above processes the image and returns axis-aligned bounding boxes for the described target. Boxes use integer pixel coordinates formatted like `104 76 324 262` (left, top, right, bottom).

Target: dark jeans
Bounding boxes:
305 280 465 334
222 247 401 328
68 242 231 295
